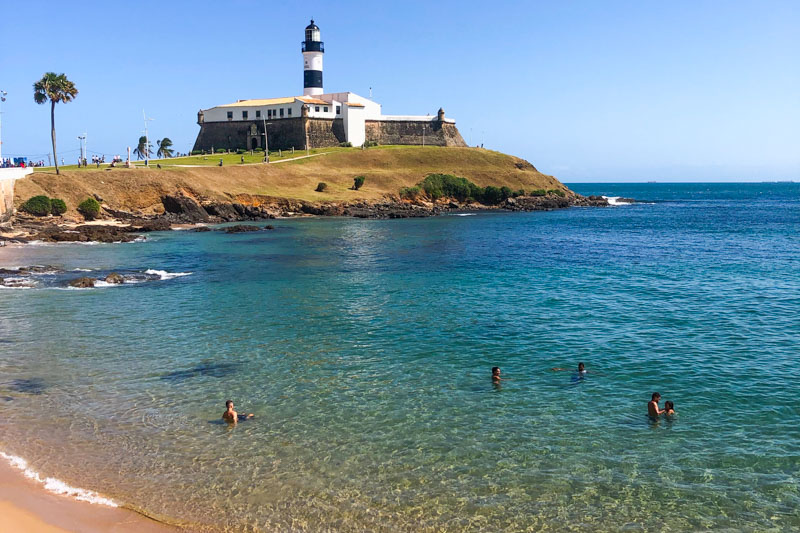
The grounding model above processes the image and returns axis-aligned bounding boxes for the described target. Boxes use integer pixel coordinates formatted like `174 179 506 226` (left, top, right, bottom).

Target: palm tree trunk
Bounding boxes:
51 101 59 175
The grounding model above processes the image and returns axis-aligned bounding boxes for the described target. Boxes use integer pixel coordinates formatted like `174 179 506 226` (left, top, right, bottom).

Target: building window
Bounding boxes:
324 106 328 113
288 108 292 116
242 111 248 119
315 106 320 112
280 108 284 117
336 106 341 114
227 111 233 120
256 110 261 118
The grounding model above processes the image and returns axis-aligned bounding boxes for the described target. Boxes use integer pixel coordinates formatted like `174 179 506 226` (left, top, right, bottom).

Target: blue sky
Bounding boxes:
1 1 797 181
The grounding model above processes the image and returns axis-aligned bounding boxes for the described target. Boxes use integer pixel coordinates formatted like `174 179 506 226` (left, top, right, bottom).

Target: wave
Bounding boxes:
145 269 193 280
602 196 632 206
0 451 117 507
451 213 476 217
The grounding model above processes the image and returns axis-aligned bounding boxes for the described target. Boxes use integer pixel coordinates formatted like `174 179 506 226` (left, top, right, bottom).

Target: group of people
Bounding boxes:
1 158 46 168
491 363 677 419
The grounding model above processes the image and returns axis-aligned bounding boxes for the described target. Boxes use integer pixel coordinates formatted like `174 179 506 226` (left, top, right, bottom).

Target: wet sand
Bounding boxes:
0 460 177 533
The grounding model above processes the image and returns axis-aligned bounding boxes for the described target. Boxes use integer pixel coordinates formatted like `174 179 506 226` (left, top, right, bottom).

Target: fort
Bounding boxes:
193 20 466 153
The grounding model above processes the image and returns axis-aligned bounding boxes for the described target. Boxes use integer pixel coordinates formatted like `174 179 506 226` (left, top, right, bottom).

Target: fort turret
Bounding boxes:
302 19 324 96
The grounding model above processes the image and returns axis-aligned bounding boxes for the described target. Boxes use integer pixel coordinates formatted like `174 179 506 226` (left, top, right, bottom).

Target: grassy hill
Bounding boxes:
17 146 568 215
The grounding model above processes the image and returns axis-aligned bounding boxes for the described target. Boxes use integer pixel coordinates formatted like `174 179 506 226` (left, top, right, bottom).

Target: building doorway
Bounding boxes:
251 138 259 150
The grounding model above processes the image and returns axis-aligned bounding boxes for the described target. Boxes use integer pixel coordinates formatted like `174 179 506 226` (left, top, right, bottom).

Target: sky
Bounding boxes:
1 0 798 182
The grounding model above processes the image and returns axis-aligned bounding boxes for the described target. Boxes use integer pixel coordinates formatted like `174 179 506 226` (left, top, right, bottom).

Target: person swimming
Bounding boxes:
552 362 588 373
491 367 502 382
648 392 665 418
664 400 675 416
222 400 254 423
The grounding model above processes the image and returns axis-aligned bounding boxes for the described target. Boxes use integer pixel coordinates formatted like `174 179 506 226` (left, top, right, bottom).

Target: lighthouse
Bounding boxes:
302 19 324 96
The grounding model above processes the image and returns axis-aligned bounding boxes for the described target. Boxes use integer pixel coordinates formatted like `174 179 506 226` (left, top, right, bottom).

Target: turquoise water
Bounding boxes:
1 183 798 531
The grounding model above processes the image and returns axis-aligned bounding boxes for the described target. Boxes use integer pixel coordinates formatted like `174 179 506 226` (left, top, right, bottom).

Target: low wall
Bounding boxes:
192 118 346 153
365 120 466 147
0 168 33 222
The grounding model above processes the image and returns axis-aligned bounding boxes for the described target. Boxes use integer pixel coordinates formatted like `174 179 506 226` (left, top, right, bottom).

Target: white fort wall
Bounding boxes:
0 168 33 222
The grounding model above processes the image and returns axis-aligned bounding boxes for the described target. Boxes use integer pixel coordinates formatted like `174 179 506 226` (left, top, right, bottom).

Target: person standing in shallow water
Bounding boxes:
492 367 502 383
648 392 665 418
222 400 254 423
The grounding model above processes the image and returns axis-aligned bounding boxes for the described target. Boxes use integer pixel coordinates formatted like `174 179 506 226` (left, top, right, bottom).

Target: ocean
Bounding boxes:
1 182 798 531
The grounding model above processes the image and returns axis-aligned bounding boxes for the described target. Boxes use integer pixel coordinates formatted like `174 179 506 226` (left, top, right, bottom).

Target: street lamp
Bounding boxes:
143 110 154 166
262 118 272 163
0 90 7 163
77 134 87 166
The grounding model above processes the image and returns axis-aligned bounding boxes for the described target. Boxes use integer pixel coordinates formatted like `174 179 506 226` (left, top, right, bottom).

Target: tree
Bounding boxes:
33 73 78 175
156 138 174 158
133 136 153 160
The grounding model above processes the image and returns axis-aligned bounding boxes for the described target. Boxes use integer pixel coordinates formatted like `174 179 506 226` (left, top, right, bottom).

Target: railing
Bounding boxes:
301 41 324 52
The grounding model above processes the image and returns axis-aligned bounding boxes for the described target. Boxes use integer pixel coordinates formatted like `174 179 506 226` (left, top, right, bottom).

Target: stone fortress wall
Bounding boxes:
0 168 33 222
192 115 467 153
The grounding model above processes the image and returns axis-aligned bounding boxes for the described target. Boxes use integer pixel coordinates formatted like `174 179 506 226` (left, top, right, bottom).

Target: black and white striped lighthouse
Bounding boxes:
302 19 324 96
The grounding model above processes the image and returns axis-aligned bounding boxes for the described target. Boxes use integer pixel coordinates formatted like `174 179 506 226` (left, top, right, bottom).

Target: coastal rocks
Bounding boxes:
105 272 125 284
343 201 435 219
33 225 142 243
503 194 610 211
128 218 172 232
191 226 212 232
224 224 270 233
69 277 96 288
204 202 239 221
161 194 209 223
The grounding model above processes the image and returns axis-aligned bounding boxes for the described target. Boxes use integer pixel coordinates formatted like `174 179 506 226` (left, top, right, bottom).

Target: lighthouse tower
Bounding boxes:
302 19 324 96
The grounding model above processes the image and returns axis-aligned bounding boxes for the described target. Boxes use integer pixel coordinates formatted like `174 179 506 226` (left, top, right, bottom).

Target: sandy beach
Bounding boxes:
0 459 176 533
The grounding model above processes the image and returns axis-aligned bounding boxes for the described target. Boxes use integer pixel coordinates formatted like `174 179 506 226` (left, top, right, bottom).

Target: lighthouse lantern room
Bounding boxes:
302 19 324 96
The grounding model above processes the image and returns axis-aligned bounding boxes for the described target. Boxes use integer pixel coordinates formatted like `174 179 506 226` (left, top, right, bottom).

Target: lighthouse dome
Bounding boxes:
305 19 319 31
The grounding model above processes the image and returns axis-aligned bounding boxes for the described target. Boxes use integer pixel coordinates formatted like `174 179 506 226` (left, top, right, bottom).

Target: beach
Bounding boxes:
0 459 175 533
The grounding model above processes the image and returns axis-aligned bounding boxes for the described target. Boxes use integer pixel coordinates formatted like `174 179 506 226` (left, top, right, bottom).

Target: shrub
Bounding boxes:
339 141 352 147
353 175 366 190
420 174 473 202
190 150 202 155
50 198 67 216
548 189 566 197
77 197 101 220
513 189 525 198
482 186 505 205
530 189 546 197
362 140 378 148
315 182 328 192
20 195 52 216
236 149 246 154
399 186 422 200
500 186 513 200
253 148 264 153
215 148 226 154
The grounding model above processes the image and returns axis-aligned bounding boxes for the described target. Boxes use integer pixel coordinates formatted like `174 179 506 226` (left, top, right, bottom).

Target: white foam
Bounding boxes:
0 451 118 507
144 269 192 280
602 196 631 206
72 268 93 272
93 280 118 288
451 213 476 216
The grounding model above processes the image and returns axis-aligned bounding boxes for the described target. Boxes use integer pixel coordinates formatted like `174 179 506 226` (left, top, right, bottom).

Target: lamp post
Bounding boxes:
143 110 154 166
262 118 272 163
77 134 87 166
0 90 7 163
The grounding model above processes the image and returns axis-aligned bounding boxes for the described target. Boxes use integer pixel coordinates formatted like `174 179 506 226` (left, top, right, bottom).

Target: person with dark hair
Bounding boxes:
648 392 665 418
552 362 588 374
491 367 502 383
222 400 254 423
664 401 675 416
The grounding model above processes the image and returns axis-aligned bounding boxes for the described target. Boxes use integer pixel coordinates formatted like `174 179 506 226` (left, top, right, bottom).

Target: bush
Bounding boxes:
362 140 378 148
513 189 525 198
548 189 566 197
236 149 246 154
339 142 352 147
50 198 67 216
353 175 366 190
500 186 513 201
20 195 52 216
530 189 546 197
77 197 101 220
191 150 202 155
253 147 264 153
399 186 422 200
215 148 226 154
315 182 328 192
482 186 505 205
420 174 473 202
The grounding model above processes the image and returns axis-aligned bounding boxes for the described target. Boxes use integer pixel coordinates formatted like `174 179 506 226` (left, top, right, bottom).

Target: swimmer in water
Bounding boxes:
552 362 588 373
492 367 502 383
648 392 665 418
664 401 675 416
222 400 254 423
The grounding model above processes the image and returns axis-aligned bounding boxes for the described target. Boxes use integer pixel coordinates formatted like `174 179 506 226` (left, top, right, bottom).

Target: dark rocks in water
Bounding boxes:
0 265 60 276
69 276 96 288
162 362 241 383
265 225 275 230
105 272 125 284
127 218 172 232
344 202 434 219
8 378 46 395
161 194 209 223
224 224 262 233
191 226 212 232
34 225 141 243
616 197 635 204
204 202 239 221
504 194 610 211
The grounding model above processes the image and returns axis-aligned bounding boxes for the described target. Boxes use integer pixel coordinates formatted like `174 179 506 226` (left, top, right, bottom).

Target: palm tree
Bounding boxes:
133 136 153 160
33 73 78 175
156 138 174 158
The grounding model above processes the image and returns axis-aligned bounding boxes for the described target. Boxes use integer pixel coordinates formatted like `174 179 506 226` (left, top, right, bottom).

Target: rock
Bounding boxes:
34 225 141 243
204 202 238 221
232 203 247 217
69 277 96 288
161 195 209 223
128 218 172 232
224 225 261 233
265 225 275 230
191 226 212 232
93 193 104 202
617 197 635 204
105 272 125 284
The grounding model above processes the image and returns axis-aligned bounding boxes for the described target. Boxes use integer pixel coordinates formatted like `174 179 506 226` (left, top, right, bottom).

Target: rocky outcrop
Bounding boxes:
161 195 209 223
105 273 125 284
69 277 96 288
34 225 142 243
503 194 609 211
224 225 265 233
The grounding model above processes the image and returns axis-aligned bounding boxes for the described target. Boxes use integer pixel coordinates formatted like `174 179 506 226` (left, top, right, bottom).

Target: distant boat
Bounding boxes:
647 181 657 183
